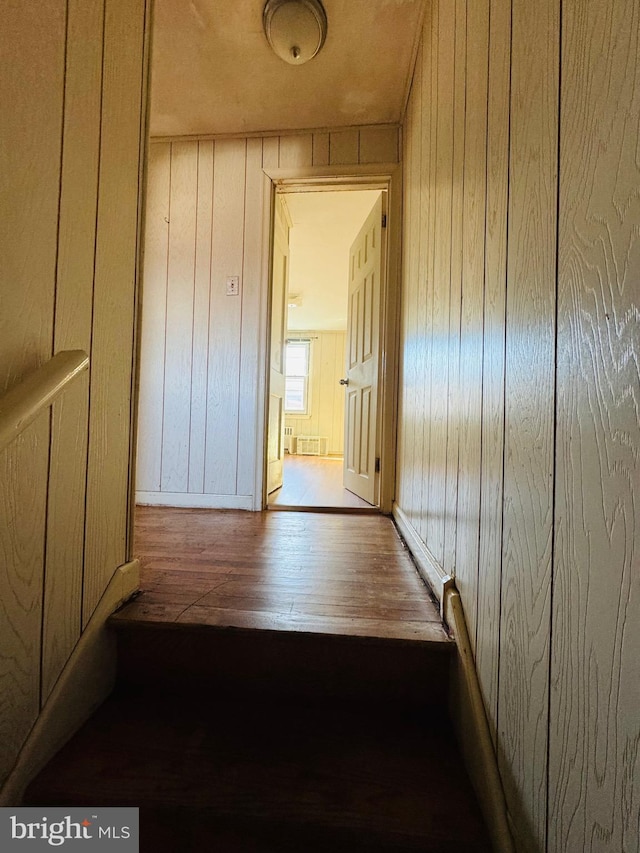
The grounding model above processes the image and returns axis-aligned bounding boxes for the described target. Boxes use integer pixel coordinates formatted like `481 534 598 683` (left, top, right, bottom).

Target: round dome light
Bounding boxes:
263 0 328 66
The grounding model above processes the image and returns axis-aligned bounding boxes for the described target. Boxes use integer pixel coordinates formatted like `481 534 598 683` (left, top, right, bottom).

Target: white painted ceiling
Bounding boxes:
284 190 382 332
150 0 425 137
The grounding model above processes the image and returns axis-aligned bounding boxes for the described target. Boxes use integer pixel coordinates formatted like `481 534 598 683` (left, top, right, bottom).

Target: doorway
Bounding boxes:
265 188 385 511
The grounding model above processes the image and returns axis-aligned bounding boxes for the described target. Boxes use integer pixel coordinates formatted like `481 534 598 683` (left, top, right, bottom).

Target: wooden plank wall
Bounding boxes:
396 0 639 851
137 126 399 508
0 0 148 787
285 331 347 455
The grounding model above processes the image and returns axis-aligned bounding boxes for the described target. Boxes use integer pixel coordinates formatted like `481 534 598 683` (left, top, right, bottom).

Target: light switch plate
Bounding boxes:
226 276 240 296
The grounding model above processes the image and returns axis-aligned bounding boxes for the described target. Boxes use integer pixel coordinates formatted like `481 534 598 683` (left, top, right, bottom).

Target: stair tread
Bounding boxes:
26 692 491 851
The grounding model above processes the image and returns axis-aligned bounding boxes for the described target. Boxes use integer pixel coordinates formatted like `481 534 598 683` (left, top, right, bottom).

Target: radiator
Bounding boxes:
296 436 328 456
284 426 295 454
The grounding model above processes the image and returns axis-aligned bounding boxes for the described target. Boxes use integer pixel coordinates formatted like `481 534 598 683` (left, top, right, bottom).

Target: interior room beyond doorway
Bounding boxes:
267 188 383 511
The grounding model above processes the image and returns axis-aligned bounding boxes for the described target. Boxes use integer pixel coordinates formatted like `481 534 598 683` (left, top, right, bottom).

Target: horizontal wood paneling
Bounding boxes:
397 0 638 850
137 126 399 508
0 0 148 789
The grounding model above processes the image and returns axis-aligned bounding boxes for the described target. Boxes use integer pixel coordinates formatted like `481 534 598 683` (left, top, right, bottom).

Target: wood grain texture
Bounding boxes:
84 0 147 622
187 141 214 493
43 0 105 701
442 0 466 578
126 507 447 642
161 142 197 492
475 0 511 744
498 0 559 846
0 0 148 794
426 0 455 568
455 0 489 655
0 0 65 782
549 0 640 850
236 138 264 497
204 139 246 495
398 42 422 534
414 25 431 543
136 142 170 492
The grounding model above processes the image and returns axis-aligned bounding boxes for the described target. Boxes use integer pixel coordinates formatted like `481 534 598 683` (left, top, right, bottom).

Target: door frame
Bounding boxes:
255 163 402 513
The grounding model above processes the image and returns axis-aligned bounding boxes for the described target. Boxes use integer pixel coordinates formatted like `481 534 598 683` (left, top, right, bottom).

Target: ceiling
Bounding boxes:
150 0 425 137
284 189 382 332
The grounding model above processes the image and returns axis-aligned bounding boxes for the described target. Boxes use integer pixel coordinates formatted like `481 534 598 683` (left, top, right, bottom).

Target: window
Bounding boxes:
285 340 310 414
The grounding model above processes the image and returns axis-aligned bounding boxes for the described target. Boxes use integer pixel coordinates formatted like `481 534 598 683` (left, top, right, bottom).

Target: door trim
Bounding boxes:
255 163 402 513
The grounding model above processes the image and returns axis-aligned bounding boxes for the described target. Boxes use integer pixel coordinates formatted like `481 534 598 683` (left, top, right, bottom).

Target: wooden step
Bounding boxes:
110 617 453 708
25 691 492 852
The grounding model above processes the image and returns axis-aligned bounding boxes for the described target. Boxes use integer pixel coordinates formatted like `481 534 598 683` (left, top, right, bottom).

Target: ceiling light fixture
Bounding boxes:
263 0 328 66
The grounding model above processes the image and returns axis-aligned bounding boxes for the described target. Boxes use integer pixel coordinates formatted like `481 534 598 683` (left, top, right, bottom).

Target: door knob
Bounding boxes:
339 378 349 386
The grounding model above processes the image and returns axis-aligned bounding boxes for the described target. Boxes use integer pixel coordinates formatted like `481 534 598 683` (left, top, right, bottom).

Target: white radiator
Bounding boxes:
284 426 295 454
296 436 327 456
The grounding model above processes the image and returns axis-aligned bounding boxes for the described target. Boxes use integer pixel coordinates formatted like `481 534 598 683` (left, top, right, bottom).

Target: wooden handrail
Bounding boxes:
0 350 89 452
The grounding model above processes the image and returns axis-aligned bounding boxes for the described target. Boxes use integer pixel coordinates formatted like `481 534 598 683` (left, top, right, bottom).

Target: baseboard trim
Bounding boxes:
0 559 140 806
443 586 514 853
136 491 254 510
392 503 450 606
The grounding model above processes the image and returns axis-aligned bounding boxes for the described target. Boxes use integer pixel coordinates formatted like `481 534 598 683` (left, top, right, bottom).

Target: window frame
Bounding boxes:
284 339 312 417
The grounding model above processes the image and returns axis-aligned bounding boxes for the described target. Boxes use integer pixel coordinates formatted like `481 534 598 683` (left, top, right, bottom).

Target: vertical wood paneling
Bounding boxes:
204 139 246 495
187 141 214 493
442 0 467 577
43 0 105 700
413 29 431 542
420 3 439 547
160 141 197 492
475 0 511 742
549 0 640 850
278 134 313 168
0 0 65 782
329 130 359 165
401 46 422 532
136 142 170 491
455 0 489 653
84 0 146 622
237 138 265 496
1 0 148 788
139 125 398 506
427 0 455 566
498 0 558 842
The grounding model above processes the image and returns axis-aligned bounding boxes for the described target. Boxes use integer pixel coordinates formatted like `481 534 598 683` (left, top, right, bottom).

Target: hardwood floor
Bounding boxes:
25 506 493 851
268 455 374 510
122 506 446 642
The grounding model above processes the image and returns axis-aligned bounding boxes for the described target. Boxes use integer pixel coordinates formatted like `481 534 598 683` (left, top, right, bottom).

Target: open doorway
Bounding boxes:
266 188 385 511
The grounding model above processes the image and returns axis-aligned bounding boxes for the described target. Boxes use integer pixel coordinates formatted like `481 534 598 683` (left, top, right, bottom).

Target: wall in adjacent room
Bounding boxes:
136 126 399 508
396 0 639 850
285 331 347 456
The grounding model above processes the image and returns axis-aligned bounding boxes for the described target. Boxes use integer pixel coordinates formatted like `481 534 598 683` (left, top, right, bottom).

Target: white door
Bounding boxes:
267 195 289 495
343 194 383 505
